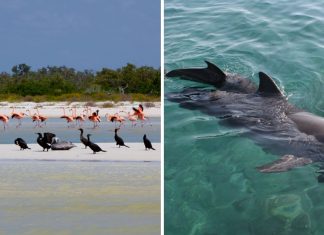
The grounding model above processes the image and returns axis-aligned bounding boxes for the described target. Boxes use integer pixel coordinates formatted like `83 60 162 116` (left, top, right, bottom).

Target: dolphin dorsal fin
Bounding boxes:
258 72 283 96
205 61 226 80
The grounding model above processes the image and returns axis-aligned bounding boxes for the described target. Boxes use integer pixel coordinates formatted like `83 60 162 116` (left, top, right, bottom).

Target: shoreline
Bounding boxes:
0 101 161 118
0 143 161 162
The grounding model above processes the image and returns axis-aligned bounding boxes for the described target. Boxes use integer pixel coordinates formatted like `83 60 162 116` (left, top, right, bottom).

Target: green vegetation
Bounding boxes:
0 63 160 102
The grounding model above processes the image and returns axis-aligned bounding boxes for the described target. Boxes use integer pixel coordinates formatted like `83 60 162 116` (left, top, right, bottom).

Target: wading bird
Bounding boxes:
0 114 9 130
105 113 125 127
11 112 27 128
26 109 41 128
132 104 151 127
72 108 87 127
126 112 137 127
60 107 74 128
36 107 48 127
88 109 101 128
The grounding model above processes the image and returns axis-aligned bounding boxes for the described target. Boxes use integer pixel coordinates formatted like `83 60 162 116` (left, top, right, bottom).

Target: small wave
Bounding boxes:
195 130 245 140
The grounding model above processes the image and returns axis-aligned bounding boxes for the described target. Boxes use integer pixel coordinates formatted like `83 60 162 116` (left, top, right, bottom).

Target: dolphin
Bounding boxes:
166 61 324 173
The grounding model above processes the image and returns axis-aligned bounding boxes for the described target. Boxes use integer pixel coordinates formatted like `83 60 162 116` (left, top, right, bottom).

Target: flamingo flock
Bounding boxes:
0 104 152 130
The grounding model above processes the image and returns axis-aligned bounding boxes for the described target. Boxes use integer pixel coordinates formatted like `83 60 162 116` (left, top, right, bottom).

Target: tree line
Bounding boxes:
0 63 160 100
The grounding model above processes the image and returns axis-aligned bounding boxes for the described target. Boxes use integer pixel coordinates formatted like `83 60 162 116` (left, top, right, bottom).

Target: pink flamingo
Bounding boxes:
132 104 151 127
127 112 138 127
60 107 74 128
0 114 9 130
36 107 48 126
105 113 125 127
11 107 19 116
11 107 28 128
88 109 101 128
120 111 137 127
72 107 86 127
26 109 41 128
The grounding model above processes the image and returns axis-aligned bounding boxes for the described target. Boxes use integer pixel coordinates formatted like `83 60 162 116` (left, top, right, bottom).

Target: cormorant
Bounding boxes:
78 128 89 148
36 133 51 151
114 128 129 148
14 138 30 150
143 134 155 150
43 132 56 144
87 134 106 154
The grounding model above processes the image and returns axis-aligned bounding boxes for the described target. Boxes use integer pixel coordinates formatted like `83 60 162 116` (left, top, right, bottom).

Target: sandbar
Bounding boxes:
0 143 161 162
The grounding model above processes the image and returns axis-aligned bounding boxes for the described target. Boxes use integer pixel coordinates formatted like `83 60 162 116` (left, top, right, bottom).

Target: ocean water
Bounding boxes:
165 0 324 234
0 117 160 144
0 161 160 235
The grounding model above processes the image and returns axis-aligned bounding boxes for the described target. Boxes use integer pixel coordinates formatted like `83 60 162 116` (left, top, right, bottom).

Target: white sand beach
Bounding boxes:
0 101 161 118
0 143 161 162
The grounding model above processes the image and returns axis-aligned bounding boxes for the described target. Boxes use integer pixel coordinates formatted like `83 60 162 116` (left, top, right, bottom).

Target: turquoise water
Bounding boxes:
165 1 324 234
0 161 160 235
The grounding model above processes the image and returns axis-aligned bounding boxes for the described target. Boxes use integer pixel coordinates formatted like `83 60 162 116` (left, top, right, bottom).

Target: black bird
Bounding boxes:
78 128 89 148
43 132 56 144
14 138 30 150
36 133 51 151
114 128 129 148
87 134 106 154
143 134 155 150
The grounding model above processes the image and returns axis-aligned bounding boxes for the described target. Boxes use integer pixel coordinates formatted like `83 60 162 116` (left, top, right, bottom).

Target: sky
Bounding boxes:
0 0 161 73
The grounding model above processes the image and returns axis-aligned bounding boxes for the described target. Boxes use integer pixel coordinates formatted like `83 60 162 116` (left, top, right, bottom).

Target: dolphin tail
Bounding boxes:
165 61 226 87
256 155 313 173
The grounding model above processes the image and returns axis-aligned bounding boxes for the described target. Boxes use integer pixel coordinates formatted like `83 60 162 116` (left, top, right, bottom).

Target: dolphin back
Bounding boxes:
166 61 226 87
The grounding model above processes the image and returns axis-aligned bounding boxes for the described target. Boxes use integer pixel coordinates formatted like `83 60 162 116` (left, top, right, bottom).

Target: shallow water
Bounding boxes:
0 161 160 235
165 0 324 234
0 117 160 144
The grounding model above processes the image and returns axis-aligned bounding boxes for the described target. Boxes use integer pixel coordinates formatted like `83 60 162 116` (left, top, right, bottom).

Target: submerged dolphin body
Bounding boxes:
166 61 324 173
